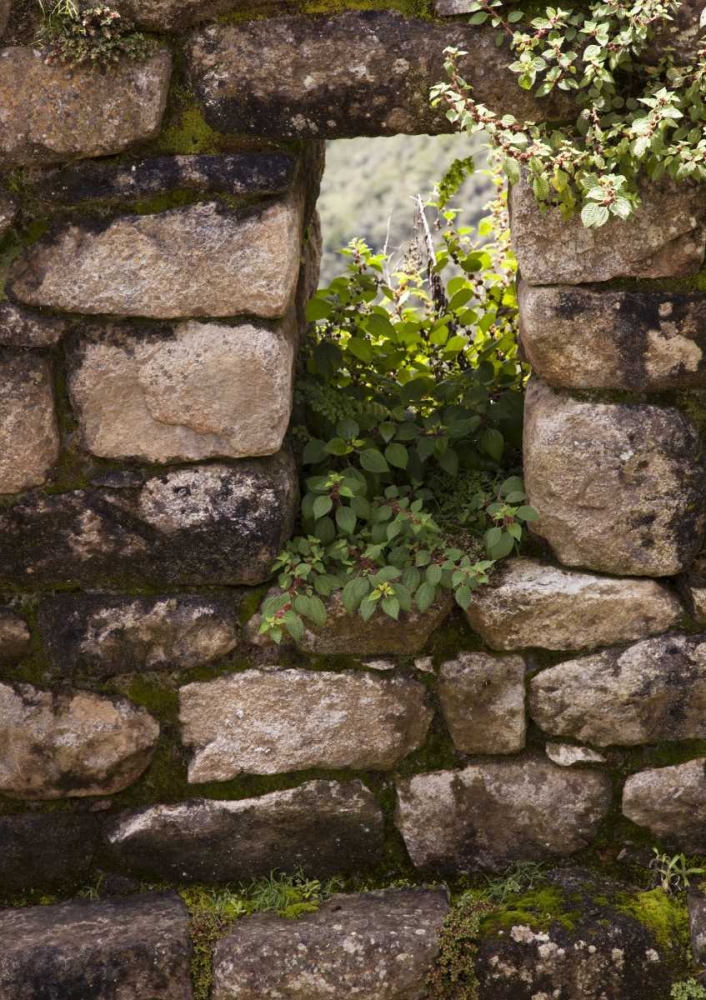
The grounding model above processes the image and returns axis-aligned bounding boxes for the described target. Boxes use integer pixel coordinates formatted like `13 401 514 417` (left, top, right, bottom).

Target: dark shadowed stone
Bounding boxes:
0 350 59 494
0 2 9 39
395 759 611 873
113 0 296 30
0 302 66 347
187 12 568 142
438 652 527 755
0 892 193 1000
106 780 384 882
212 888 449 1000
689 890 706 966
0 813 101 893
0 47 172 167
36 152 297 205
0 452 298 588
38 593 237 678
0 191 16 238
519 282 706 390
530 634 706 747
0 608 29 664
679 551 706 624
622 759 706 852
524 379 706 576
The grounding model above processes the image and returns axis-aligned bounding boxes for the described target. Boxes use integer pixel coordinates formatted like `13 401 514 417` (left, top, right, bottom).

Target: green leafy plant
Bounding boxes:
650 848 706 894
432 0 706 226
481 861 547 904
37 0 150 67
428 891 495 1000
672 980 706 1000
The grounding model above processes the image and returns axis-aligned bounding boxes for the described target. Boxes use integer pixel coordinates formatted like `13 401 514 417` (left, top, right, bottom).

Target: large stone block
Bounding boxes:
0 682 159 798
395 759 611 873
107 780 384 882
511 177 705 285
212 888 449 1000
519 283 706 391
524 379 706 576
68 318 296 462
622 759 706 852
0 813 101 893
0 351 59 494
187 12 565 141
466 557 682 651
530 633 706 747
38 594 237 678
9 195 303 320
114 0 295 30
438 652 526 755
0 303 66 348
179 668 433 782
0 47 171 167
0 453 298 588
0 893 193 1000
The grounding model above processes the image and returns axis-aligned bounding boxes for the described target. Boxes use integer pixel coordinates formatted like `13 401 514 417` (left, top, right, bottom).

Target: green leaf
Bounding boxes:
385 443 408 469
336 417 360 441
426 564 443 586
305 296 333 322
282 611 304 643
487 531 515 560
438 448 459 476
455 585 473 609
359 596 378 622
415 581 436 614
360 449 390 474
302 438 327 465
516 505 539 522
294 594 328 628
314 516 336 544
480 428 504 462
336 505 357 534
341 576 370 614
580 202 610 228
313 495 333 519
381 596 400 620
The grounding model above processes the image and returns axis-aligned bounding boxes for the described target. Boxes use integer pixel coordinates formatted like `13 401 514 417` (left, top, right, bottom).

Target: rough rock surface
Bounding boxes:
187 12 567 141
524 379 706 576
0 351 59 494
179 668 433 782
0 47 172 166
0 302 66 347
0 813 101 893
519 283 706 390
689 890 706 967
622 759 706 852
0 893 193 1000
107 780 384 882
679 552 706 623
530 633 706 747
0 608 29 663
0 682 159 798
38 594 237 678
212 888 449 1000
0 453 298 588
0 192 15 238
466 557 682 651
0 1 9 38
114 0 295 30
437 652 527 755
69 318 296 462
9 196 303 319
395 759 611 873
511 177 705 285
545 743 607 767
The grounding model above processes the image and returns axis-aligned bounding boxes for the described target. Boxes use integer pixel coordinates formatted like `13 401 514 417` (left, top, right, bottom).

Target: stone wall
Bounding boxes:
2 1 706 998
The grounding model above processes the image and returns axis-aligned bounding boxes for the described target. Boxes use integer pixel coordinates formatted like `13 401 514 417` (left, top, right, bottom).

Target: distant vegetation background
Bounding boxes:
317 133 491 285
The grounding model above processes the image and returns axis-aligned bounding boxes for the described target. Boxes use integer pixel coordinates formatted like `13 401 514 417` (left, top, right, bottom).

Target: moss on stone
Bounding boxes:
479 886 580 936
616 888 691 960
157 105 223 155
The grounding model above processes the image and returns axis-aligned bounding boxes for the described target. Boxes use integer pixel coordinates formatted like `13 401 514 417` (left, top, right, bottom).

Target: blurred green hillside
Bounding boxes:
317 133 491 284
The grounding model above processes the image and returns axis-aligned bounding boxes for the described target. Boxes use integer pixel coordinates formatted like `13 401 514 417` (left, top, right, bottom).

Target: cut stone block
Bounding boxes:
0 47 172 166
524 379 706 576
0 303 66 347
0 893 193 1000
107 780 384 882
0 813 101 893
465 557 682 651
0 608 29 664
0 682 159 798
530 633 706 747
0 351 59 494
622 759 706 852
212 888 449 1000
438 652 526 755
179 668 433 783
68 318 296 462
395 759 611 873
38 594 237 678
9 195 303 320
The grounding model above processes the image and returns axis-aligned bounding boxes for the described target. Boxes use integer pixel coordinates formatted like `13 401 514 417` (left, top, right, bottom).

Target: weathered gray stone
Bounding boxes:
114 0 294 30
179 668 433 782
530 633 706 747
38 594 237 678
524 379 706 576
187 12 567 141
0 47 172 167
212 888 449 1000
438 652 526 755
466 557 682 651
0 351 59 494
545 743 607 768
0 303 66 347
0 192 15 237
0 608 29 664
0 682 159 798
622 759 706 852
107 780 384 882
511 177 705 285
9 195 303 319
689 890 706 967
69 317 296 462
0 813 101 893
395 759 611 873
0 452 298 588
519 283 706 391
0 892 193 1000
